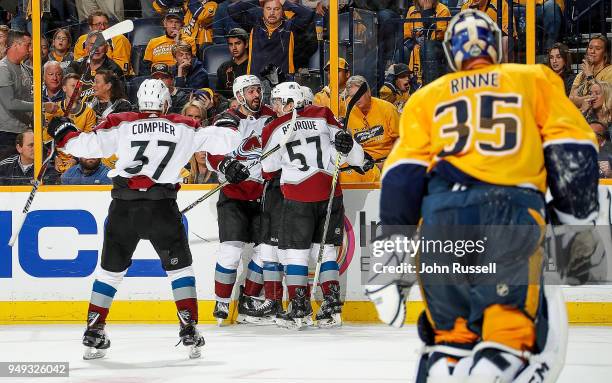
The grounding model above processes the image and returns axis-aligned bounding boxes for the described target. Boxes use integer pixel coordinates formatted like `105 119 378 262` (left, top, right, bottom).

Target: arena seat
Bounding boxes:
130 45 149 77
200 44 231 74
129 17 163 47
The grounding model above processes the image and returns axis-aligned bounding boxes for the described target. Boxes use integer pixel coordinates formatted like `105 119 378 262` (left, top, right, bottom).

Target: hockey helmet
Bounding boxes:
232 75 262 113
443 9 502 72
301 85 314 106
271 82 304 111
137 79 172 113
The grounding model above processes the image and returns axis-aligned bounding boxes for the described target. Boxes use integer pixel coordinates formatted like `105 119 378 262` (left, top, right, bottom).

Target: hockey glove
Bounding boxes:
48 117 79 145
364 233 418 328
334 130 353 155
219 157 250 184
362 152 376 173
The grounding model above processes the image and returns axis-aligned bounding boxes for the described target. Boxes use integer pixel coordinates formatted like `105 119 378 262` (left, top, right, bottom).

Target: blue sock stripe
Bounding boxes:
247 260 264 274
171 276 196 290
320 261 339 272
263 262 284 272
92 280 117 298
215 263 237 274
286 264 308 276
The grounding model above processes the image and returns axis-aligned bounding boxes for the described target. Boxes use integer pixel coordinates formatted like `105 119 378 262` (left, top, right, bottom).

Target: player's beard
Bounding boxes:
247 97 261 112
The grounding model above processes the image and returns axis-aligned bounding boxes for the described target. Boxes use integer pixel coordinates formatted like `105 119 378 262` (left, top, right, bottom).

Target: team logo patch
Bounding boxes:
353 125 384 144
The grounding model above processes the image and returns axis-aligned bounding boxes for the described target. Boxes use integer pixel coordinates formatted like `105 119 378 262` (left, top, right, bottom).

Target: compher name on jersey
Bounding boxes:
131 120 176 135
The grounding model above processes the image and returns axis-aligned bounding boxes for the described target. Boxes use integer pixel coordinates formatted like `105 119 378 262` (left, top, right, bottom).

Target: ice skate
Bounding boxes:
82 324 110 360
277 287 310 330
213 301 229 326
243 298 283 325
177 310 205 359
316 284 342 328
236 287 265 324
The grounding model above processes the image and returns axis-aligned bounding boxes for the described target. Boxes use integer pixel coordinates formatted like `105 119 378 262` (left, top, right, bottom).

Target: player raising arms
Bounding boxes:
261 82 366 329
46 79 245 360
205 75 276 325
366 10 598 383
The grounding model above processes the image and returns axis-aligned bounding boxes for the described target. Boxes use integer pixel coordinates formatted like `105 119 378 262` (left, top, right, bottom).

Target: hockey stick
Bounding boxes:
8 20 134 247
181 108 298 214
311 82 368 300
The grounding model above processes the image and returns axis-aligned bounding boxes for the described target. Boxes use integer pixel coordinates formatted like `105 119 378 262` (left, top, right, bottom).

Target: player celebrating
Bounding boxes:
366 10 598 383
206 75 276 325
261 82 366 329
46 79 247 360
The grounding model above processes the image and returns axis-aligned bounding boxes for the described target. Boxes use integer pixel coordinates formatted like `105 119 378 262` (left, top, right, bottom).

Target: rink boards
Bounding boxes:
1 183 612 325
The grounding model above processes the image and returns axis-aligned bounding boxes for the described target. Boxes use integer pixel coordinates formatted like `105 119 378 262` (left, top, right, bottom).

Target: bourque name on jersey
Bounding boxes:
131 120 176 135
450 72 499 94
282 120 318 135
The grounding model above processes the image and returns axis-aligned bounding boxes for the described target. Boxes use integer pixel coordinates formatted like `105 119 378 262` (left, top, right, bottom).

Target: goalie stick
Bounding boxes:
311 82 369 300
8 20 134 247
181 108 299 214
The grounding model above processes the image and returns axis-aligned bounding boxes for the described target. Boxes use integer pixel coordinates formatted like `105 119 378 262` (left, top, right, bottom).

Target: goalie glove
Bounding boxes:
48 117 79 147
364 233 418 328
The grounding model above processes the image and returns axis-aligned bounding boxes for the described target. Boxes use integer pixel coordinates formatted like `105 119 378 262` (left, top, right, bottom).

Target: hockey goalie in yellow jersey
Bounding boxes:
365 9 599 383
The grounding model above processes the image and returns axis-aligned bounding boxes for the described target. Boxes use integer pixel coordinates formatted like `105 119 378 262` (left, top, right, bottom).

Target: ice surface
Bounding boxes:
0 324 610 382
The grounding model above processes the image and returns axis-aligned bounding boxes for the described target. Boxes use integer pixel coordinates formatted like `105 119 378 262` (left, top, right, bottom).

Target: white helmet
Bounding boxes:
232 75 261 112
137 79 172 113
301 85 314 105
271 82 304 110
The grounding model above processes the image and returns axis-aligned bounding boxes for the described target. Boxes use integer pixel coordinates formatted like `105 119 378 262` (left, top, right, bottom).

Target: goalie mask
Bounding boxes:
443 9 502 72
137 79 172 113
233 75 262 113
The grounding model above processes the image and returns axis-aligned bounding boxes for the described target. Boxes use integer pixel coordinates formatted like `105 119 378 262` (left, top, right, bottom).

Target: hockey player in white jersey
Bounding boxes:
260 82 366 329
205 75 277 325
47 79 246 360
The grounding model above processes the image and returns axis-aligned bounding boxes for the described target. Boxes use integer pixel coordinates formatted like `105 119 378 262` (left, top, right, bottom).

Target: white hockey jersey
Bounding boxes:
261 105 364 202
206 106 276 200
59 112 241 186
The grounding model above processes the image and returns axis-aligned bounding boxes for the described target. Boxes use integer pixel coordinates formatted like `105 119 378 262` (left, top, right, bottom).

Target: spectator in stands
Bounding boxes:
212 0 241 44
181 99 207 125
75 0 124 23
61 157 112 185
89 69 132 121
0 30 56 160
0 25 8 60
49 28 73 70
313 58 350 117
581 80 612 127
379 63 412 113
42 61 65 103
180 99 218 184
229 97 239 110
153 0 219 46
216 27 249 98
144 8 197 72
0 129 34 185
151 63 190 114
73 11 132 75
588 118 612 178
462 0 511 61
403 0 450 86
67 32 125 104
547 42 575 95
40 36 49 65
512 0 562 53
172 41 209 91
340 75 399 183
193 87 229 123
228 0 314 78
570 35 612 108
45 73 98 173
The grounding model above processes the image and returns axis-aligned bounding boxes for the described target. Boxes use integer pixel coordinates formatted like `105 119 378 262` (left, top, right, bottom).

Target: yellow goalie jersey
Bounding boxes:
385 63 596 193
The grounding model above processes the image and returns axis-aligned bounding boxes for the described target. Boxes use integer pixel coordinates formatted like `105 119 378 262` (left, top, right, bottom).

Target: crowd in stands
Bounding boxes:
0 0 610 184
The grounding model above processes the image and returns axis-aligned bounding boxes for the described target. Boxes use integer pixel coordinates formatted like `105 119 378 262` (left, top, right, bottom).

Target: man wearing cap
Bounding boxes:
150 63 190 114
172 41 209 90
144 7 197 71
228 0 314 78
379 63 412 113
153 0 219 46
313 57 350 117
73 10 132 76
216 27 249 99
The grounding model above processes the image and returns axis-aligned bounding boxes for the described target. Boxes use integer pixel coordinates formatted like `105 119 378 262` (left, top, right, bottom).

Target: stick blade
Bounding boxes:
344 82 368 123
102 19 134 41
